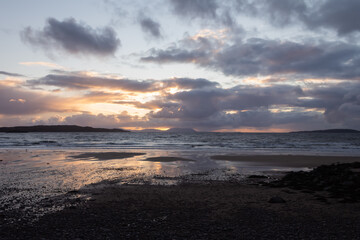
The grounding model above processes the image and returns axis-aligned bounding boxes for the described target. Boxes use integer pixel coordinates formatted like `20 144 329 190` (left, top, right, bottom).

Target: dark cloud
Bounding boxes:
27 72 218 92
0 83 71 115
260 0 307 26
170 0 237 28
212 39 360 79
21 18 120 56
148 84 303 121
142 36 360 79
0 71 24 77
171 0 218 19
234 0 360 36
114 81 358 131
297 82 360 127
237 0 308 27
164 77 219 89
139 16 162 39
59 112 141 129
7 77 360 130
28 74 156 92
305 0 360 35
142 47 207 63
169 0 360 36
141 34 217 64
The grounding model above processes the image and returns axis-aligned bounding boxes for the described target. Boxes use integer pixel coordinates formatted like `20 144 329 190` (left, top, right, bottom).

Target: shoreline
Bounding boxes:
2 180 360 239
211 155 360 168
1 150 360 239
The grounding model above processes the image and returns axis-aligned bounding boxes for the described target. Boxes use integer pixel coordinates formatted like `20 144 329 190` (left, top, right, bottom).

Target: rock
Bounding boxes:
268 196 286 203
341 181 354 186
272 162 360 202
248 175 268 179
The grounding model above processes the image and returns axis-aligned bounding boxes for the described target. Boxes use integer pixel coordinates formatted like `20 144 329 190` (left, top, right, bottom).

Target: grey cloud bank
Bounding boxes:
24 71 360 131
21 18 120 57
142 37 360 80
170 0 360 35
3 0 360 131
27 72 218 92
0 71 24 77
139 16 162 39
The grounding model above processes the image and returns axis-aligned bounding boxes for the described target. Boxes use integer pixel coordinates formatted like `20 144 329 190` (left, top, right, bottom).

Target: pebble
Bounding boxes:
268 196 286 203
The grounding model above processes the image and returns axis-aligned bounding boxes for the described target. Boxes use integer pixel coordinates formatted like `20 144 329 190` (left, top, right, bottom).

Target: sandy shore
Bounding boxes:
69 152 146 161
2 152 360 239
211 155 360 168
2 181 360 239
142 156 195 162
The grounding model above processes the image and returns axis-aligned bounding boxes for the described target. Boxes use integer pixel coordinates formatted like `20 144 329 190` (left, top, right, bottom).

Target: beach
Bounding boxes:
3 0 360 237
1 148 360 239
2 178 360 239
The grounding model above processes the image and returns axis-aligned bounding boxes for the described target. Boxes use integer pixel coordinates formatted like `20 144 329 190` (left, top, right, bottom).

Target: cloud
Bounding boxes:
164 77 219 89
171 0 218 19
3 77 360 131
19 61 64 69
25 69 359 130
304 0 360 35
9 98 26 103
0 71 24 77
0 83 73 115
139 16 162 39
21 18 121 57
27 71 219 92
142 35 360 80
114 81 358 131
168 0 360 36
170 0 237 27
34 112 145 129
28 73 156 92
296 82 360 127
235 0 307 27
148 84 303 120
233 0 360 36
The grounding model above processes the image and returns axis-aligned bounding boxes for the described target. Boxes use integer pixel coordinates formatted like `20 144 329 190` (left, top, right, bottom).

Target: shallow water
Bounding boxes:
0 148 300 217
1 132 360 155
1 132 360 220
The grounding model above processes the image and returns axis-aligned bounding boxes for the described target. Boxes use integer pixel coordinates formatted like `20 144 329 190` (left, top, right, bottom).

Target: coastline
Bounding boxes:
2 180 360 239
211 155 360 168
1 149 360 239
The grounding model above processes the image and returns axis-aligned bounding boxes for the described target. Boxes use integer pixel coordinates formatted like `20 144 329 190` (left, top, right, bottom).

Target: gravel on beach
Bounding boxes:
2 180 360 239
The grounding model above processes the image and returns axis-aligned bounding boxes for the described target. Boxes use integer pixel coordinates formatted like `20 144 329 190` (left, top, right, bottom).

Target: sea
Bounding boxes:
1 132 360 155
1 132 360 219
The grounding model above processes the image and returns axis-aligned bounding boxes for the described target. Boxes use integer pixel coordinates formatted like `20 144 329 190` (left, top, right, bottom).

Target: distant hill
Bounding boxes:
133 128 197 133
0 125 129 133
166 128 197 133
291 129 360 133
134 129 163 133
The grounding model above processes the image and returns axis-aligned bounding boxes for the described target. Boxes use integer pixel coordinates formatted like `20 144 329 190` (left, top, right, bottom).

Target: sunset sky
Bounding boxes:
1 0 360 132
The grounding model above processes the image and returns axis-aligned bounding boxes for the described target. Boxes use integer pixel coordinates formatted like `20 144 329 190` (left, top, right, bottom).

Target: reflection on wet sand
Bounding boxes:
2 148 358 224
142 156 195 162
211 155 360 168
69 152 146 161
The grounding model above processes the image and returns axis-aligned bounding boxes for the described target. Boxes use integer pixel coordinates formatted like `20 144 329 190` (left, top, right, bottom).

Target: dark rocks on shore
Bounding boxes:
271 162 360 202
268 196 286 203
248 175 268 179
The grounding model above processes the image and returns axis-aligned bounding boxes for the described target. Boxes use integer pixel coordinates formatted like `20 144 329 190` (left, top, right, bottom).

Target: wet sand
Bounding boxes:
142 156 195 162
211 155 360 168
69 152 146 161
2 181 360 239
2 151 360 239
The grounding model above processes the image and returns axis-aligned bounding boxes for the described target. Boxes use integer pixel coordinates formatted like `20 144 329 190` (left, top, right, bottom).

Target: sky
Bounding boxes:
1 0 360 132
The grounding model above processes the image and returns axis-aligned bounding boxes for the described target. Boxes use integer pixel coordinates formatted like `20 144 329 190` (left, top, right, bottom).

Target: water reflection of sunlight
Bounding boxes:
0 149 311 205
